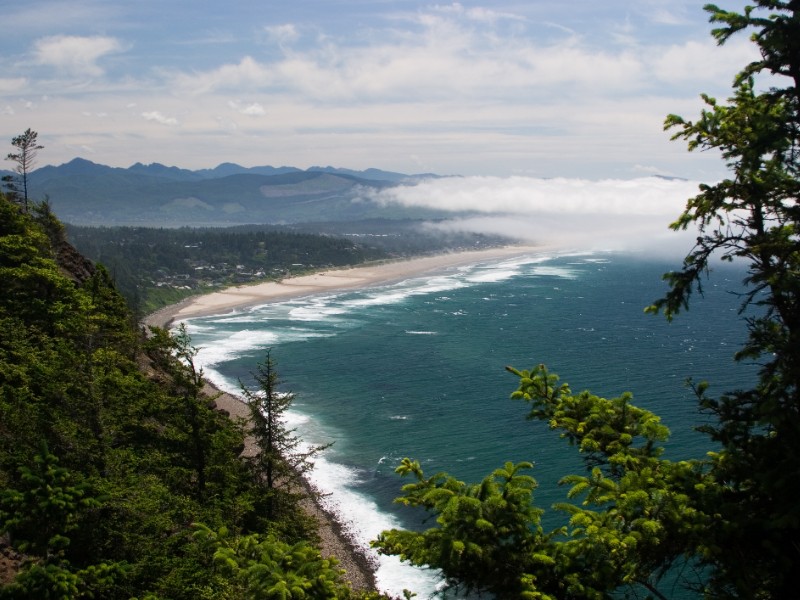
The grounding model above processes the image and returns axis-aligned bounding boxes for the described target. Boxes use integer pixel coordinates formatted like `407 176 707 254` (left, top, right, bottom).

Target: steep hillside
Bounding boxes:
0 194 385 598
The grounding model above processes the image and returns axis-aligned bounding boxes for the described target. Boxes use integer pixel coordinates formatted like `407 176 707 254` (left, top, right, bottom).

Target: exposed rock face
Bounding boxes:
0 538 23 585
54 237 95 284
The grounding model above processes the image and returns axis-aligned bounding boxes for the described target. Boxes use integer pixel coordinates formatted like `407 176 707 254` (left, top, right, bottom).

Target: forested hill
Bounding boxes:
0 194 384 598
17 158 449 226
64 224 390 315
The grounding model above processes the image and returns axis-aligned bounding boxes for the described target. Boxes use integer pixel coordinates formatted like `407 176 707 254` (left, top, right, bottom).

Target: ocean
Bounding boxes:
180 250 755 598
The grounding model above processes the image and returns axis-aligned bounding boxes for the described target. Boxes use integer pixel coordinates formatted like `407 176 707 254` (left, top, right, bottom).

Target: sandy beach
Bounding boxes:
143 245 541 329
142 244 543 593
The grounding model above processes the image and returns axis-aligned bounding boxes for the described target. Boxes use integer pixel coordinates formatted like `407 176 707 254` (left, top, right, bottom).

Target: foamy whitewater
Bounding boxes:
179 250 754 599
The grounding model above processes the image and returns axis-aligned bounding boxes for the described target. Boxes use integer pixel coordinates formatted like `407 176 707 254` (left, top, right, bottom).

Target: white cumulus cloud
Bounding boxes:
33 35 123 76
175 56 273 95
180 0 744 108
651 37 758 86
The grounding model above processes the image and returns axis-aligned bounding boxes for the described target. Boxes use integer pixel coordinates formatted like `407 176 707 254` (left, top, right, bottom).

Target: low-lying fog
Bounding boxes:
366 175 706 257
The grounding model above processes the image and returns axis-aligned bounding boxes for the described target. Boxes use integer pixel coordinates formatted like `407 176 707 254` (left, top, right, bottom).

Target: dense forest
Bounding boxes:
65 225 387 315
0 193 389 598
65 221 507 315
3 2 796 597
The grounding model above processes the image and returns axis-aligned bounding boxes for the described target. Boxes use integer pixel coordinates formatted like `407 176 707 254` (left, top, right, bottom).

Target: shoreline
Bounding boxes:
201 381 378 592
142 245 546 593
143 245 543 330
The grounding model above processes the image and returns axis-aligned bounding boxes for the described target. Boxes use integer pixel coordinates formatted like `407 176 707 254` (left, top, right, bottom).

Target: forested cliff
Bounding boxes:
0 193 383 598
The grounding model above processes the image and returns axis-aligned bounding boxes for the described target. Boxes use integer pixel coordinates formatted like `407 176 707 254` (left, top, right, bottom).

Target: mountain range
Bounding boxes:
4 158 448 226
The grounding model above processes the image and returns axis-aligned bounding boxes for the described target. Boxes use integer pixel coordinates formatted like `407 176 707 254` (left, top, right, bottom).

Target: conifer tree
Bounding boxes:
647 2 800 596
375 3 800 598
240 350 331 521
5 129 43 211
0 444 125 599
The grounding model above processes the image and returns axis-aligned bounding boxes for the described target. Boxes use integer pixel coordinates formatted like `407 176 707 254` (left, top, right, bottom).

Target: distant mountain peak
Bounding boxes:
29 158 451 226
128 162 201 181
67 157 97 165
306 165 415 182
63 157 106 169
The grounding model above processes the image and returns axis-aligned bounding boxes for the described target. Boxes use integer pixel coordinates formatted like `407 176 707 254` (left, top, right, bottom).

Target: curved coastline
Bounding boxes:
142 245 543 329
142 245 543 593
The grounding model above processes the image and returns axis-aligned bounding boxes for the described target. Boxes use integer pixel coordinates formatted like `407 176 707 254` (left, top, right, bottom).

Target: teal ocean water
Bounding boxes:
181 250 754 597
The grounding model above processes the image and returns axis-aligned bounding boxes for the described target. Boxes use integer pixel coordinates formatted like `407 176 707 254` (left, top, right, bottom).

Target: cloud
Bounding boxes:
651 37 758 86
175 56 273 95
3 3 753 178
431 3 526 24
368 175 697 215
141 111 178 126
167 3 747 108
172 25 645 102
0 78 27 93
364 176 701 254
646 6 689 26
228 100 265 116
33 35 123 76
265 24 300 46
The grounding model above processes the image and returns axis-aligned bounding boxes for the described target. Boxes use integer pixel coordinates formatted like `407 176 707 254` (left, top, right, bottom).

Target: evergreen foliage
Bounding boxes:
4 129 43 211
649 3 800 596
4 3 796 597
240 352 331 525
0 444 126 599
0 192 381 598
191 524 353 599
374 3 800 598
375 366 707 599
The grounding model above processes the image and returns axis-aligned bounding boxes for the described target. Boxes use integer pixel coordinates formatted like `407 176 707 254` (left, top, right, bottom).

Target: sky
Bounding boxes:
0 0 761 180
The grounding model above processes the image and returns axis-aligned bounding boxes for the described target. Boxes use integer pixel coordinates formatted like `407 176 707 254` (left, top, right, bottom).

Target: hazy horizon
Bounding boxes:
1 1 760 181
27 154 703 259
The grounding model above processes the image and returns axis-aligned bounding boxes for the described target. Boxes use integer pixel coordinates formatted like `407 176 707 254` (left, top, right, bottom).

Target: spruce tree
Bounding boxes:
5 129 44 211
240 350 331 521
648 3 800 596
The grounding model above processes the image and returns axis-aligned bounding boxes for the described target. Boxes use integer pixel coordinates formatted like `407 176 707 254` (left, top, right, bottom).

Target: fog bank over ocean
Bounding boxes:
366 175 703 255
